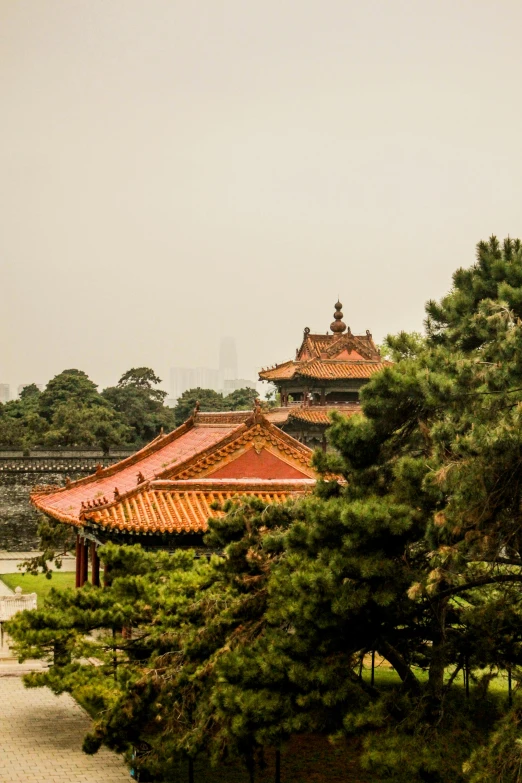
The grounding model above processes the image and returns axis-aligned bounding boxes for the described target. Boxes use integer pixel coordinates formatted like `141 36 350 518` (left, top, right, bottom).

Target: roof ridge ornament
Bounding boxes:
330 301 347 334
253 398 263 423
189 400 201 424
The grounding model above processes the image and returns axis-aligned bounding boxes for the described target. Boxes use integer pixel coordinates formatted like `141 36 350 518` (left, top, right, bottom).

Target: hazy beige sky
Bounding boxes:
2 0 522 395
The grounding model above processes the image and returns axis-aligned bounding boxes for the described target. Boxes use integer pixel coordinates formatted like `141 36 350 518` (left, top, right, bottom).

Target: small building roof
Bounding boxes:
31 406 317 529
286 406 362 426
81 478 314 536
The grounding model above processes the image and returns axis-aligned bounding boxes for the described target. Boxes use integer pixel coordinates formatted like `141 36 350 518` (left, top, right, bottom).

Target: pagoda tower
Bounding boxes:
260 302 391 448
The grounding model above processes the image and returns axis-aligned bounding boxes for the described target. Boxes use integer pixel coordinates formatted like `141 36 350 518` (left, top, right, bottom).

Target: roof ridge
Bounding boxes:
31 418 195 498
155 420 252 479
166 414 315 481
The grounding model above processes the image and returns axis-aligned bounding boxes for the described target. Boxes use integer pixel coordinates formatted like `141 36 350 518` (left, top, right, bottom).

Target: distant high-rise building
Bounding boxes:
170 337 242 405
170 367 221 402
223 379 257 395
219 337 238 383
0 384 10 404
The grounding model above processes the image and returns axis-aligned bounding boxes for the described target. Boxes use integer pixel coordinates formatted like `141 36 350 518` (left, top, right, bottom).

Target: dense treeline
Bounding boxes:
0 367 258 451
9 237 522 781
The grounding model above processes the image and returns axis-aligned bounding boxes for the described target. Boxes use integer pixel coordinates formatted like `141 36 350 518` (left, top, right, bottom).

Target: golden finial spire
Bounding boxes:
330 301 347 333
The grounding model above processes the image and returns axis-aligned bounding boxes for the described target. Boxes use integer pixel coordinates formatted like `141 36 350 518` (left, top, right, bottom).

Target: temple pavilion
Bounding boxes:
260 302 391 447
31 404 317 587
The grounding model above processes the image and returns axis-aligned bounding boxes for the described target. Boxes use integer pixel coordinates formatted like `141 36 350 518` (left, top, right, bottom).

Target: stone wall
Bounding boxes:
0 450 134 552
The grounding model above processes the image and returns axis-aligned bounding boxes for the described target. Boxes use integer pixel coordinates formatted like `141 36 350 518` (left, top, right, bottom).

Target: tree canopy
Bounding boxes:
0 370 259 450
0 367 173 451
173 386 258 426
10 237 522 780
102 368 175 444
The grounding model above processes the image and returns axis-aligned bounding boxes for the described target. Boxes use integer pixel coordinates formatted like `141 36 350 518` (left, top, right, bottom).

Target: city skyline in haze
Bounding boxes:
3 1 522 393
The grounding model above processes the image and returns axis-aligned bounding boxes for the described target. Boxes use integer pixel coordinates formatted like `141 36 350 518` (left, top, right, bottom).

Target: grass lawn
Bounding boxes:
0 571 76 603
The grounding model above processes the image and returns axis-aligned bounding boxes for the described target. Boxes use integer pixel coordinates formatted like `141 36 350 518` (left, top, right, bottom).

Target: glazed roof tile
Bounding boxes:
82 478 313 535
287 406 362 425
297 332 380 361
31 409 316 526
31 413 251 524
260 360 391 382
259 361 297 381
264 407 294 424
297 360 391 380
259 313 390 384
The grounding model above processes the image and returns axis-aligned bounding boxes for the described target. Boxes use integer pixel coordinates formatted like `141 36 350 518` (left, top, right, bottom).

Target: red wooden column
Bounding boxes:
78 539 85 587
79 540 89 586
75 534 81 588
91 543 100 587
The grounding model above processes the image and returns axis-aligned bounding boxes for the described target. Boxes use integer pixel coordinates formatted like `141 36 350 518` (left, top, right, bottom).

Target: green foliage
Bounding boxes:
0 571 76 601
41 399 131 452
464 702 522 782
18 383 43 404
21 514 77 576
381 330 426 361
0 372 255 449
12 236 522 780
102 368 175 445
38 369 101 421
173 387 227 425
173 387 259 426
0 366 173 449
0 410 26 447
224 386 258 410
115 367 167 400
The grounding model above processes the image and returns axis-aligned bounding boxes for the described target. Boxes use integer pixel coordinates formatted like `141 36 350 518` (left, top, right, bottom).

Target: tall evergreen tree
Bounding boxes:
102 367 175 444
11 237 522 781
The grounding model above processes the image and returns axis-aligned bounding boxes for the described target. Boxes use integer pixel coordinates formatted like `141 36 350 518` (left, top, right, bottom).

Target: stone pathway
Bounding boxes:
0 677 130 782
0 558 130 781
0 551 76 574
0 577 13 596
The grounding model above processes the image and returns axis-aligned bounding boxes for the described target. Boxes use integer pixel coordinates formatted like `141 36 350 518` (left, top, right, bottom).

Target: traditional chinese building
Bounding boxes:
31 405 317 587
260 302 391 447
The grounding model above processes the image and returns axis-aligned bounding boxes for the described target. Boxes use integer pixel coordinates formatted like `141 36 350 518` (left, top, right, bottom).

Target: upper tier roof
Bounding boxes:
31 406 317 527
260 358 391 382
259 302 391 384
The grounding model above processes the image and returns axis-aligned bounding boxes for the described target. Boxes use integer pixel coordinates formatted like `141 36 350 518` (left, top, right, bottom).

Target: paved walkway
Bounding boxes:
0 557 129 781
0 678 130 782
0 551 76 574
0 578 13 596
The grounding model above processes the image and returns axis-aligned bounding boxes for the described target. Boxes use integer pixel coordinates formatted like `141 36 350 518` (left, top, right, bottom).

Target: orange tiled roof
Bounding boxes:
31 408 316 526
264 407 294 424
259 306 390 385
265 405 362 426
81 478 314 535
297 331 380 362
287 406 362 425
260 359 391 382
259 361 297 381
297 360 391 380
31 416 244 524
